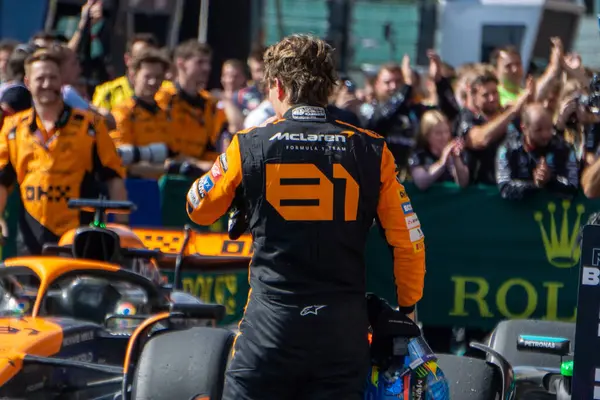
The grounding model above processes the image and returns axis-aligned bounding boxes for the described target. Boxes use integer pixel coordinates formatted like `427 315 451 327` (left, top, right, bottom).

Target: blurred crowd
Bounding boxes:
2 0 600 201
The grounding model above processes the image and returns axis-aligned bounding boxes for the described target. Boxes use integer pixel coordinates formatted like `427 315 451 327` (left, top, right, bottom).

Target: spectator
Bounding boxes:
541 80 562 115
244 97 275 129
30 31 63 49
423 62 457 107
0 40 19 83
491 46 524 107
409 110 469 190
496 103 579 200
217 101 245 152
535 38 565 106
554 80 586 163
55 44 116 129
328 76 362 127
92 33 171 112
233 46 266 116
68 0 112 88
0 47 35 120
357 73 376 106
213 59 247 102
456 72 532 185
363 52 459 180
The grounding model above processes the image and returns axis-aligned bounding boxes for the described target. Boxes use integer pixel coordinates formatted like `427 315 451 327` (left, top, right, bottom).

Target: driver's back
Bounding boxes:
238 105 383 298
187 104 425 304
186 34 426 400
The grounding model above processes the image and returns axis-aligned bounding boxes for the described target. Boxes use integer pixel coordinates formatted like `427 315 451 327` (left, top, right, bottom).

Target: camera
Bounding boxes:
578 74 600 114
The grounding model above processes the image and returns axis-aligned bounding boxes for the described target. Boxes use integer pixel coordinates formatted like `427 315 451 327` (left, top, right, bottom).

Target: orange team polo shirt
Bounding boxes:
155 85 227 160
109 97 175 152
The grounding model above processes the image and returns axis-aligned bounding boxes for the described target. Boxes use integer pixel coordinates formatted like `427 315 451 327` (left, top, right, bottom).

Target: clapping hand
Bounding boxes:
534 157 551 187
451 138 465 158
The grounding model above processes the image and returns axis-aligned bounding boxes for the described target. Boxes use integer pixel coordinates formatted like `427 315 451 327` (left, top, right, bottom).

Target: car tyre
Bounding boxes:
131 327 235 400
436 354 502 400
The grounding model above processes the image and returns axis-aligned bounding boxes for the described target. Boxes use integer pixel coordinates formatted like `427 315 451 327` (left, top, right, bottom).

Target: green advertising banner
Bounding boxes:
161 270 250 327
160 177 600 330
397 184 598 330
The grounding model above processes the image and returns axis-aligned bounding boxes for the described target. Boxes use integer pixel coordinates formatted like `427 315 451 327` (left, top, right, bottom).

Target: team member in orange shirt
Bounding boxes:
0 49 126 254
156 40 226 175
110 49 175 180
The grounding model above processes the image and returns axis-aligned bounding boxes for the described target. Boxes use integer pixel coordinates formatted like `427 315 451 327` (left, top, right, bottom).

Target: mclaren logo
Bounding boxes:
269 132 347 143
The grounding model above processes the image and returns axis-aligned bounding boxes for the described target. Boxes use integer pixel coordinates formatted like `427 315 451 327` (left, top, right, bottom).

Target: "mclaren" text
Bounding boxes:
269 132 347 143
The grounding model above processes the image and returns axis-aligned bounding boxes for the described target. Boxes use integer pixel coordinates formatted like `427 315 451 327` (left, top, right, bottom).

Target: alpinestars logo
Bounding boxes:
300 305 327 316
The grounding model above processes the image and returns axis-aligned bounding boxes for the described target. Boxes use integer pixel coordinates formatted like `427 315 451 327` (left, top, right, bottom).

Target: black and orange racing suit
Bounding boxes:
0 105 125 254
186 104 426 400
155 85 226 161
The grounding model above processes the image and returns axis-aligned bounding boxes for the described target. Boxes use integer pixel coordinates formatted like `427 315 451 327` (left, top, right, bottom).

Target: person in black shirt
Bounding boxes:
409 110 469 190
496 103 579 200
0 46 35 127
456 71 533 185
328 76 362 127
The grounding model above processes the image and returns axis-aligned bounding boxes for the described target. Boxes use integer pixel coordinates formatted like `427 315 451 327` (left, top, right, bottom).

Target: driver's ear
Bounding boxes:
276 78 286 101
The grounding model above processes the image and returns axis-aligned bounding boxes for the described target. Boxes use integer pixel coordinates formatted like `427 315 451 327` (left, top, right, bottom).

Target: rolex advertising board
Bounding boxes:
365 184 596 330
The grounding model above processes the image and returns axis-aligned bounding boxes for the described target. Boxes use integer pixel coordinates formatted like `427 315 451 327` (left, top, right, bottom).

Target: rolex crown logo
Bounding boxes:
534 200 585 268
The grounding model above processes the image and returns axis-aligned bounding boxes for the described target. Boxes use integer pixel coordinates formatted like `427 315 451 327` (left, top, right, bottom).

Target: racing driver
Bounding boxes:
186 34 426 400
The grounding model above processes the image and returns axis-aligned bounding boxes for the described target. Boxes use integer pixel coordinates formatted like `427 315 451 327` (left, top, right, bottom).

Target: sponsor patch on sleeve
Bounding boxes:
211 159 223 181
405 214 420 229
409 227 424 243
413 240 425 253
197 175 214 198
398 189 408 201
187 185 201 208
219 153 229 172
401 202 413 215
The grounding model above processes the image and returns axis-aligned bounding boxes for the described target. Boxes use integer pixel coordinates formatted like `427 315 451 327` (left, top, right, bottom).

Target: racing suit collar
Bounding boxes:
133 96 160 114
284 104 328 122
29 103 72 133
176 83 205 108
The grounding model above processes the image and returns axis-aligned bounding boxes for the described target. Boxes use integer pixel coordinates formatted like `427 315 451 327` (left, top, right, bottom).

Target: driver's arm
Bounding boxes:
186 134 243 225
376 143 426 314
